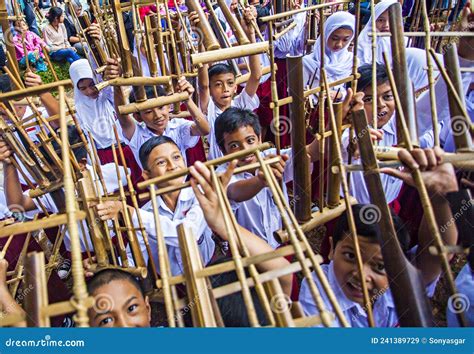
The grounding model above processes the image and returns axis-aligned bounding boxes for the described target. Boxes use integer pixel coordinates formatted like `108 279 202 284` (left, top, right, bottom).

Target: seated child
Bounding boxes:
87 268 151 327
299 147 459 327
12 19 48 72
105 58 210 169
214 107 320 249
192 6 262 160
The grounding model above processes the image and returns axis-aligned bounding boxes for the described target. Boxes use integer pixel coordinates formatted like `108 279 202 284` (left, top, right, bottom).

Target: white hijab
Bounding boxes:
303 11 355 89
69 59 117 148
357 0 399 65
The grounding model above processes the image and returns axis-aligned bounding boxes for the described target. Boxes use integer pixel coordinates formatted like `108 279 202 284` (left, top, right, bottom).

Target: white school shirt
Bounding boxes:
217 148 294 249
25 163 128 251
129 187 215 276
272 8 307 58
447 264 474 327
206 90 260 161
341 117 436 204
123 118 199 169
299 259 438 327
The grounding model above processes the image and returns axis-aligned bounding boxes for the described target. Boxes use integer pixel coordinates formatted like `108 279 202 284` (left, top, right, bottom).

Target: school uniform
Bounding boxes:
206 90 260 161
299 256 439 327
128 187 215 276
217 148 294 249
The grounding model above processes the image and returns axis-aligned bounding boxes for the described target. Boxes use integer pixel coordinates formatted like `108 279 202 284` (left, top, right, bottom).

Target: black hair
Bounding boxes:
138 135 179 170
208 63 235 81
214 107 261 153
0 74 12 93
349 64 389 92
39 125 88 164
333 204 410 254
209 258 269 327
46 7 63 24
129 85 167 104
87 268 145 298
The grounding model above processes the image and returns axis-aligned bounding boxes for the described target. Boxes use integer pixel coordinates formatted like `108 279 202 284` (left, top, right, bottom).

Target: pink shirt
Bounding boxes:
13 31 46 60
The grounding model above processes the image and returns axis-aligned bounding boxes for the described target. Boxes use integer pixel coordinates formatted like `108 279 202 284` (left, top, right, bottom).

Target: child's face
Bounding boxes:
362 81 395 129
327 28 353 53
209 73 237 110
137 105 170 136
14 20 28 33
221 125 261 167
77 78 99 100
88 280 151 327
375 11 390 32
332 233 389 306
142 142 186 186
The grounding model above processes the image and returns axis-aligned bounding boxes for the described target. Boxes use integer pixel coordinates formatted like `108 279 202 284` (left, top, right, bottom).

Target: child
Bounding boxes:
299 147 459 327
105 58 210 169
12 19 48 72
214 107 320 249
87 268 151 327
193 6 262 160
303 11 355 101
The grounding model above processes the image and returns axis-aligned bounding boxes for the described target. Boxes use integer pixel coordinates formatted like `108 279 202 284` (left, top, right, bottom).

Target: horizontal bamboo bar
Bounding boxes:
95 76 172 91
0 313 26 327
118 92 190 115
28 181 64 198
260 0 350 22
41 297 95 318
371 32 474 37
191 42 269 66
0 80 72 101
86 264 148 278
138 142 272 189
292 313 334 327
273 22 297 41
235 64 275 86
0 212 86 238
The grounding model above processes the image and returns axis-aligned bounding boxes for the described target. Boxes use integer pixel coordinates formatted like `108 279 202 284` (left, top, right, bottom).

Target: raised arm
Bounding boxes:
176 76 210 136
241 5 262 97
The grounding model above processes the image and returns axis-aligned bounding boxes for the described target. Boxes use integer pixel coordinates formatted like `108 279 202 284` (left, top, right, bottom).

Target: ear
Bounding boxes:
144 295 151 323
133 112 143 123
142 169 150 181
328 237 334 261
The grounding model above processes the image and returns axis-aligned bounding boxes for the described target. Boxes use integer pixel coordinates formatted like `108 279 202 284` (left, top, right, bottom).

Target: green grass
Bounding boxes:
20 61 71 96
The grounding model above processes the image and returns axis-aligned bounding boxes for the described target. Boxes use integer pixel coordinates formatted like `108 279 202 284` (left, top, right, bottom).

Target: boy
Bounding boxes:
299 147 459 327
87 268 151 327
214 107 320 249
105 59 210 169
192 6 262 160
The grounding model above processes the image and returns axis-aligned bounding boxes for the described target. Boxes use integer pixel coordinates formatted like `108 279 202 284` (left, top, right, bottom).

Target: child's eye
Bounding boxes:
247 137 255 144
374 263 386 274
342 252 356 261
128 304 138 313
362 96 373 103
99 317 113 327
173 154 182 161
229 143 239 150
156 160 166 166
383 94 394 101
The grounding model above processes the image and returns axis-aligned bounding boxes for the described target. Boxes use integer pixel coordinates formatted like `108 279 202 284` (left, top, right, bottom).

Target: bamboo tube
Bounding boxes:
0 80 73 101
118 92 189 115
138 143 272 189
216 0 250 45
0 0 19 73
95 76 172 91
191 42 269 66
143 15 159 76
273 21 297 40
264 279 295 327
59 85 90 327
318 8 325 210
388 3 419 146
370 0 377 132
111 0 133 77
327 102 343 208
78 12 108 68
24 252 50 327
268 21 281 153
260 0 350 22
287 56 311 222
185 0 220 51
383 53 467 326
321 70 374 326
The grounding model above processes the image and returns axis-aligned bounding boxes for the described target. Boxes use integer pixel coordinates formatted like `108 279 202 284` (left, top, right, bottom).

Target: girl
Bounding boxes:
12 19 48 72
43 6 81 64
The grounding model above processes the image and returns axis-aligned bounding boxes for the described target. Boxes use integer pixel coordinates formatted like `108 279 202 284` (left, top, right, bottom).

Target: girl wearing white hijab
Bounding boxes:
69 59 143 183
303 11 355 100
357 0 400 65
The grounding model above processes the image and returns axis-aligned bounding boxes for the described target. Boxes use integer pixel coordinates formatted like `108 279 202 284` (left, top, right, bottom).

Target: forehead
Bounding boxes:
148 142 181 159
223 125 258 142
336 233 383 257
210 72 235 83
77 78 94 88
91 280 143 308
363 81 392 96
329 28 353 38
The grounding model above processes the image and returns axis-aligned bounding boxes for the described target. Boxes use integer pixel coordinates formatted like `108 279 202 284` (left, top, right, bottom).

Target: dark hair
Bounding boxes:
333 204 410 254
209 259 269 326
208 63 235 81
214 107 261 153
87 269 144 297
129 85 167 104
138 135 179 170
39 125 88 164
0 74 12 93
350 64 389 92
46 7 63 24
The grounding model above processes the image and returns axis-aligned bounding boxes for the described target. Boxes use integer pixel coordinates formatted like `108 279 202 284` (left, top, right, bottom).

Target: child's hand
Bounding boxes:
104 57 122 80
380 147 458 197
87 23 102 41
241 6 257 35
0 138 13 164
189 160 238 237
83 256 96 278
176 76 194 100
348 128 382 159
342 88 365 124
257 154 289 186
188 11 200 28
96 201 123 221
24 71 43 87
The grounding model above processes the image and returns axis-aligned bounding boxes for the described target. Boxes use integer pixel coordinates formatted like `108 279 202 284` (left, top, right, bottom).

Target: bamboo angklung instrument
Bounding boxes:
78 12 108 68
111 0 134 77
383 50 468 326
0 0 19 73
23 252 50 327
185 0 221 51
216 0 250 45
